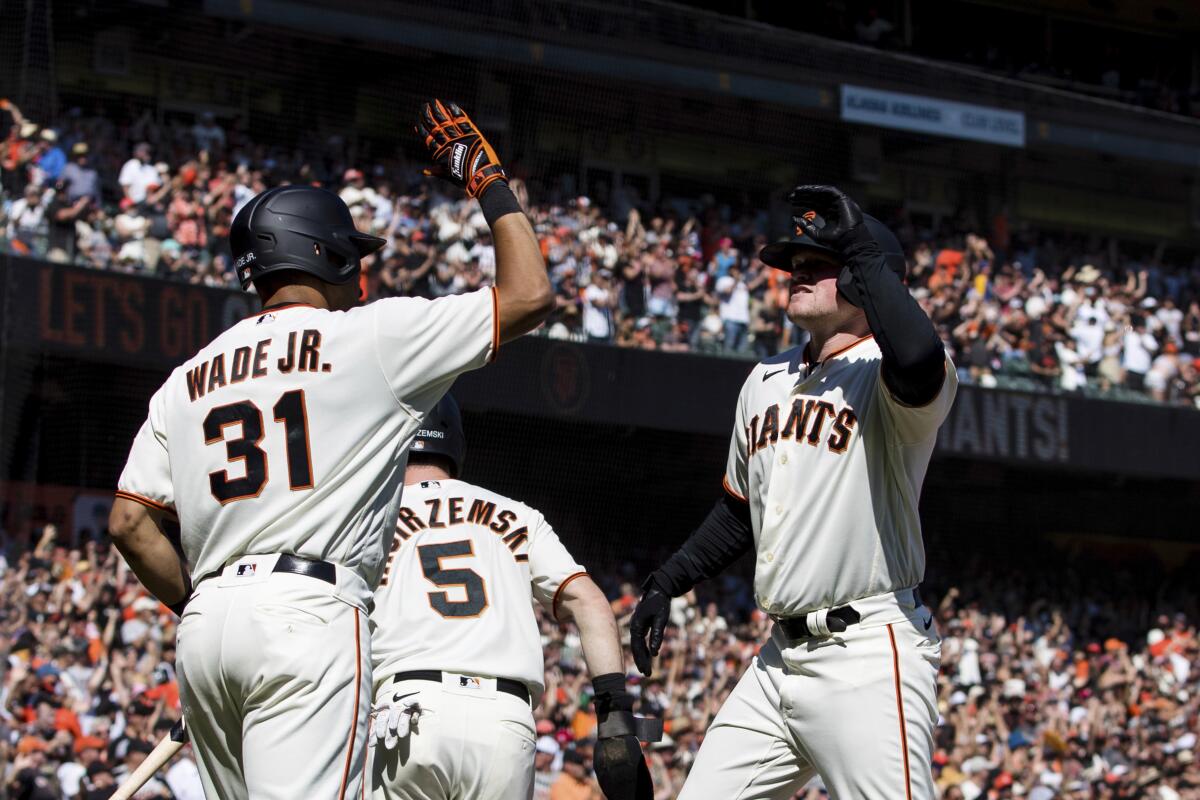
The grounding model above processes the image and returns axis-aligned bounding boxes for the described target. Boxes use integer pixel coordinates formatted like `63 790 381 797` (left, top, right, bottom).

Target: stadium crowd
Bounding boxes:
1 522 1198 800
2 100 1200 408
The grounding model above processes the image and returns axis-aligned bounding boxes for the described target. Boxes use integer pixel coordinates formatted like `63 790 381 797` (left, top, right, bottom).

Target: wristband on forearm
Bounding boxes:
478 182 522 228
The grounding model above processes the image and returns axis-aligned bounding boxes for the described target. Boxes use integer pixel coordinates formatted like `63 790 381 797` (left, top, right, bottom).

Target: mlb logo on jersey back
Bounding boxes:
236 563 258 577
442 672 496 697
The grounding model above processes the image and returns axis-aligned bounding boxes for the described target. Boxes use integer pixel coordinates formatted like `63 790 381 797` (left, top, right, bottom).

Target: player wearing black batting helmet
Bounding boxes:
369 403 660 799
109 98 554 800
410 394 466 478
230 184 386 291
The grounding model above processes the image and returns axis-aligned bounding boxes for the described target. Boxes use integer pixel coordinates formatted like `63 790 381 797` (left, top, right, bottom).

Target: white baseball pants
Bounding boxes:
369 674 536 800
678 587 941 800
176 555 373 800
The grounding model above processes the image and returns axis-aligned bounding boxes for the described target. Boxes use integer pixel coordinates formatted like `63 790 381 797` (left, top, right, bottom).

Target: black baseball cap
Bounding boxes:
760 212 907 282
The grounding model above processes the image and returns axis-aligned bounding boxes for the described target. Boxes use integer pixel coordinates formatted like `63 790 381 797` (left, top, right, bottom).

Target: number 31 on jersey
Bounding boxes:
203 389 314 504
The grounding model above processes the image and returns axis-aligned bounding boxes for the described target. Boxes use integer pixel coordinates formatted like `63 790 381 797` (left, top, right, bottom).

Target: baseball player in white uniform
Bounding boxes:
367 395 658 800
630 186 957 799
107 100 554 800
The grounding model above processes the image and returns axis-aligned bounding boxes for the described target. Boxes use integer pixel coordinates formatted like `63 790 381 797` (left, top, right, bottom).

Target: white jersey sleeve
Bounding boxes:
373 288 498 415
722 375 751 502
527 511 589 620
116 387 175 514
876 352 958 445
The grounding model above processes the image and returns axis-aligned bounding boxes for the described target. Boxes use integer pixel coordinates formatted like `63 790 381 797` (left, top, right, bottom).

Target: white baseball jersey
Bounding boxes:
116 290 498 589
724 334 957 616
370 478 586 693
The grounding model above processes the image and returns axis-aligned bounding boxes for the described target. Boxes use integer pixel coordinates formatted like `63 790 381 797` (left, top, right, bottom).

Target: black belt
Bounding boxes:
773 604 862 641
392 670 530 704
196 554 337 587
772 588 923 641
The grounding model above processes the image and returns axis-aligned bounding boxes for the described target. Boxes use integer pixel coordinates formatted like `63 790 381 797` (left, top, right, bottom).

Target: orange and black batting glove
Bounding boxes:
416 99 507 199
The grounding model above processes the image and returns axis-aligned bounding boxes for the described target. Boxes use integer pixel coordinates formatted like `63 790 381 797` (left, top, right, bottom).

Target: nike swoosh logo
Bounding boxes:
763 369 786 381
392 690 420 703
922 614 934 631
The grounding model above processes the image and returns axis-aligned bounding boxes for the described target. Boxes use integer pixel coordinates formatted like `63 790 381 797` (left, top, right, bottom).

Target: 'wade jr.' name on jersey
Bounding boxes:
117 289 499 590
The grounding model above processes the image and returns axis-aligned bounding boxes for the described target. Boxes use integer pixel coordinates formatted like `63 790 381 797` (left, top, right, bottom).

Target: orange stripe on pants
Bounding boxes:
887 623 913 800
338 608 362 800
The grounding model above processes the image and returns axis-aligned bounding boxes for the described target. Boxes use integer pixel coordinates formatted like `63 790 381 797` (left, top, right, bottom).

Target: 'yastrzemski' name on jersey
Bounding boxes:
747 397 859 457
382 495 530 584
185 329 328 402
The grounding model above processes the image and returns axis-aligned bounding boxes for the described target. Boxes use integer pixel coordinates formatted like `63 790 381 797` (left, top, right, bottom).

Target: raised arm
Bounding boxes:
415 99 552 342
791 185 946 407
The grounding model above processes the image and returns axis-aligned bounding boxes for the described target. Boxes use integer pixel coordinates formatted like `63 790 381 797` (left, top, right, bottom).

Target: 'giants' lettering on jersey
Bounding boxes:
185 329 331 402
746 398 858 457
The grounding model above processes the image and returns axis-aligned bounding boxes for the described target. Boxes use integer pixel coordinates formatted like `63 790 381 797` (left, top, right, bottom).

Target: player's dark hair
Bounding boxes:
407 452 457 477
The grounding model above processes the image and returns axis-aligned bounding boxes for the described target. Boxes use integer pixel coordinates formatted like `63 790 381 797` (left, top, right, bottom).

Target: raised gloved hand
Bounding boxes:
592 674 658 800
628 577 671 676
789 184 885 308
370 694 422 751
787 184 871 251
415 99 507 198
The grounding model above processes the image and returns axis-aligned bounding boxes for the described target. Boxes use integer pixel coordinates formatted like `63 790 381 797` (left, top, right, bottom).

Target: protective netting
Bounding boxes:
1 4 1199 799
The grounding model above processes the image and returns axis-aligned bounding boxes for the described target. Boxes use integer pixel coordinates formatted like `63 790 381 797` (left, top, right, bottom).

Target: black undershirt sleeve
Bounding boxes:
841 239 947 406
649 493 754 597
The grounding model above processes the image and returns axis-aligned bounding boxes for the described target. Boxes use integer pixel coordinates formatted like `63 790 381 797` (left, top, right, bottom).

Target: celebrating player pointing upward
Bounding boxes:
630 185 956 799
108 100 553 800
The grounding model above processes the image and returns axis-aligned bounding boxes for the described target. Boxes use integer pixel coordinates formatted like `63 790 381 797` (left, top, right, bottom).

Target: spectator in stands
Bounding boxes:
582 269 617 344
548 749 597 800
113 197 153 270
168 185 207 256
3 101 1200 406
190 111 225 154
33 130 66 185
60 142 101 206
1121 315 1158 391
715 264 752 353
5 183 46 253
45 184 91 263
118 143 160 204
749 290 784 360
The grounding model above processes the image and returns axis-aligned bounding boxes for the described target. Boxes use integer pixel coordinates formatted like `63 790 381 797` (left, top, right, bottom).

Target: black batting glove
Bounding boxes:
788 184 873 252
790 184 882 308
628 577 671 676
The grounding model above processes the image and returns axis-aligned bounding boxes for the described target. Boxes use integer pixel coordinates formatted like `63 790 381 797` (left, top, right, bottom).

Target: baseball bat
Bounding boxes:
111 718 188 800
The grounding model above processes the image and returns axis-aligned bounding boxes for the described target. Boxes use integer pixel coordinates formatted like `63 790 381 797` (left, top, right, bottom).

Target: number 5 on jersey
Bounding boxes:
203 389 314 504
419 540 488 618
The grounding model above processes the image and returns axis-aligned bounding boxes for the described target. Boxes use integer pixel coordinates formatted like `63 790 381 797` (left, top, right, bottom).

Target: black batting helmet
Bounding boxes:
411 395 465 478
230 185 386 290
759 212 907 282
